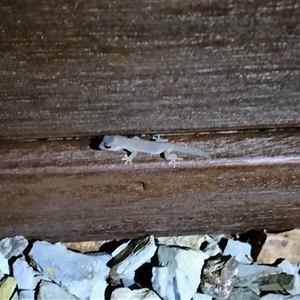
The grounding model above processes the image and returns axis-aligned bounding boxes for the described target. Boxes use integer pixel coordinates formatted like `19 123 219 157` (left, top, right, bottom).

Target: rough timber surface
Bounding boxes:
1 0 300 139
1 132 300 241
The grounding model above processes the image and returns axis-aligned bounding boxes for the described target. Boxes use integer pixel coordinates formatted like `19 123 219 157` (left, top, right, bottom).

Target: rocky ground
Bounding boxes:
1 229 300 300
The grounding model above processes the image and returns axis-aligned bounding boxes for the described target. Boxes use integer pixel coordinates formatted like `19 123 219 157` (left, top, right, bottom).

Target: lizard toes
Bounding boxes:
168 160 176 167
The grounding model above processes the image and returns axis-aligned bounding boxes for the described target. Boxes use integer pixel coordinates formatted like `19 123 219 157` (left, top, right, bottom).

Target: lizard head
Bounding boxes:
99 136 123 151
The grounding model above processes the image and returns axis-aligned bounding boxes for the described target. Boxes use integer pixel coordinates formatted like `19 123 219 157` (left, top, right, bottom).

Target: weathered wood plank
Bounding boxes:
1 131 300 241
1 0 300 139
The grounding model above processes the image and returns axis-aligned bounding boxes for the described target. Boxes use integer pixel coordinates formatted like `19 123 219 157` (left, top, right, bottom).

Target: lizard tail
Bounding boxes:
172 143 210 159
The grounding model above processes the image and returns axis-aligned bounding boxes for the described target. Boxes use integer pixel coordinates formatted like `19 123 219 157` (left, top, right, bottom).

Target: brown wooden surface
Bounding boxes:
1 0 300 241
1 131 300 242
1 0 300 139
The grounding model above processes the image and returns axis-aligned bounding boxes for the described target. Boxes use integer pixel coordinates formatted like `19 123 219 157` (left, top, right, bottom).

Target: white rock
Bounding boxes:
278 260 300 295
227 287 259 300
11 291 19 300
158 235 222 256
193 293 213 300
201 236 221 256
0 252 9 274
158 235 206 250
0 236 28 275
261 295 300 300
37 281 78 299
89 280 107 300
19 290 35 300
223 240 253 264
236 263 294 293
0 236 28 258
109 235 157 282
210 234 231 243
121 272 136 287
29 241 111 300
13 258 39 290
152 245 208 300
111 241 130 257
237 263 282 280
111 287 160 300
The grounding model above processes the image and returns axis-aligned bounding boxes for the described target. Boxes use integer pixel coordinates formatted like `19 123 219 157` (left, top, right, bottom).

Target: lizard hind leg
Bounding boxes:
163 150 183 167
121 150 138 165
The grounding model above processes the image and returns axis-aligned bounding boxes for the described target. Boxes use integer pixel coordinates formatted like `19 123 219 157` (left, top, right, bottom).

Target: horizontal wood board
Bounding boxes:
1 131 300 241
1 0 300 139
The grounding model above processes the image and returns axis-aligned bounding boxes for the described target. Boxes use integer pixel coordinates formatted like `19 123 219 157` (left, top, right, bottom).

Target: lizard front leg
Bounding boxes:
163 150 183 167
121 150 138 165
152 135 168 142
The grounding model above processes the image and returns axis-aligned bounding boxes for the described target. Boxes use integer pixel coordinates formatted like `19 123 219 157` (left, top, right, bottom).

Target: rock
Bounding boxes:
236 263 294 293
200 255 238 298
0 236 28 275
0 236 28 258
12 258 40 290
89 280 108 300
260 295 300 300
157 235 222 256
278 260 300 295
152 245 208 300
19 290 36 300
223 239 253 264
11 290 19 300
121 272 136 288
227 287 259 300
0 253 9 275
108 235 157 283
62 241 109 253
0 276 17 300
158 235 207 250
201 235 222 257
237 231 267 261
111 241 130 257
37 281 78 299
29 241 111 300
257 230 300 264
192 293 213 300
111 287 160 300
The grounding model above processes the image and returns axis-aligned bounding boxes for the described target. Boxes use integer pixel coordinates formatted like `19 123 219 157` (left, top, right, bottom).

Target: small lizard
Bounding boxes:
99 135 210 166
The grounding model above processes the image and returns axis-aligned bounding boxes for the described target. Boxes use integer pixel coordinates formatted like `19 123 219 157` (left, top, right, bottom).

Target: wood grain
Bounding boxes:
1 0 300 139
1 131 300 241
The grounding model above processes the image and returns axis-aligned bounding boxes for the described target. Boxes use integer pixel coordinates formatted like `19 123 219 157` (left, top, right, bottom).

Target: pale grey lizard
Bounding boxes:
99 135 210 166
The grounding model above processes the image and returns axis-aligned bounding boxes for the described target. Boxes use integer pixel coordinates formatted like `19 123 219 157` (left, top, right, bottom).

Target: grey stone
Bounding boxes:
261 295 300 300
13 258 39 290
223 240 253 264
236 264 294 293
227 287 259 300
111 287 160 300
152 245 208 300
108 235 157 283
278 260 300 295
192 293 213 300
29 241 110 300
37 281 78 300
200 255 238 298
19 290 35 300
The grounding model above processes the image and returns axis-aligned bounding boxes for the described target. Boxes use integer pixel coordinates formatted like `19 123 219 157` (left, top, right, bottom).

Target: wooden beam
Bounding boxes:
1 131 300 241
1 0 300 139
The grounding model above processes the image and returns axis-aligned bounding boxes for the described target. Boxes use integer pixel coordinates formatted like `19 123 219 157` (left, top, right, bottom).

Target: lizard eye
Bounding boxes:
103 143 111 149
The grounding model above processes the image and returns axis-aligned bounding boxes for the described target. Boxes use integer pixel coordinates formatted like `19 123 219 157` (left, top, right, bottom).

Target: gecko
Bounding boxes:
99 135 210 166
